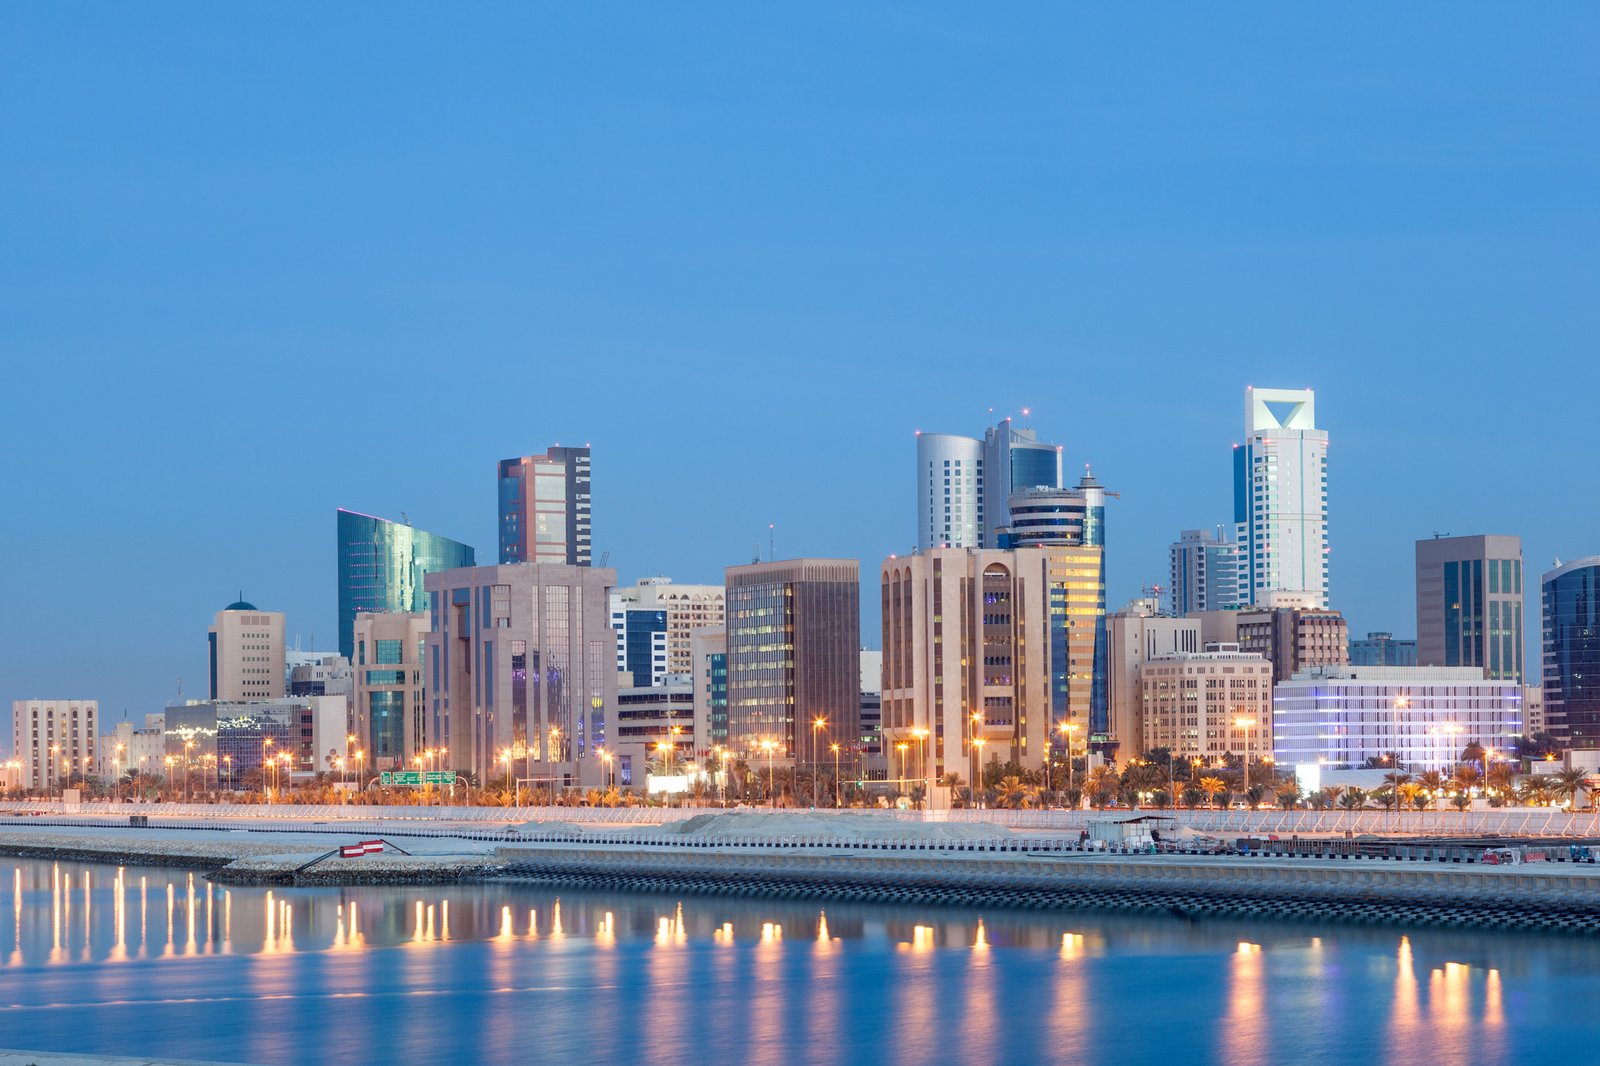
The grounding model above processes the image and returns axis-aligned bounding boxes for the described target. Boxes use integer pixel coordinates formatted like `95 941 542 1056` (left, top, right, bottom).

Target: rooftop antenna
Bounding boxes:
752 544 762 565
1432 531 1450 539
769 523 775 562
401 511 411 526
176 676 184 700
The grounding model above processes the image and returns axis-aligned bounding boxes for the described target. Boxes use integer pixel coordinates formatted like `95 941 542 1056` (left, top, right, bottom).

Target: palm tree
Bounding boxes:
1085 766 1119 809
1275 782 1302 810
1337 788 1367 811
1554 769 1590 811
1416 770 1446 810
1198 776 1226 809
1320 786 1346 811
1487 762 1515 804
995 776 1030 809
1452 764 1482 797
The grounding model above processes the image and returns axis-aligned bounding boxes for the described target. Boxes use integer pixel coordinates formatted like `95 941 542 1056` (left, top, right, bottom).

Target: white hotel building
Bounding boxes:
1233 386 1329 608
1272 666 1522 772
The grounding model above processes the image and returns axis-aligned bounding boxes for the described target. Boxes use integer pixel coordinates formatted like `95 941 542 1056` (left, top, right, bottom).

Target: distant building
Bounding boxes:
1416 534 1524 683
1524 684 1547 737
611 578 726 679
424 563 617 785
288 655 353 699
336 508 474 660
610 596 667 687
1106 605 1202 761
726 558 859 769
1167 528 1239 615
981 417 1062 547
690 628 729 751
208 600 285 702
1542 556 1600 745
611 682 695 787
352 612 429 769
497 447 592 566
12 699 98 791
859 649 885 776
163 697 348 778
915 432 984 550
97 714 165 781
1233 387 1329 608
1235 603 1348 683
1349 632 1418 667
1138 645 1272 764
1273 666 1523 771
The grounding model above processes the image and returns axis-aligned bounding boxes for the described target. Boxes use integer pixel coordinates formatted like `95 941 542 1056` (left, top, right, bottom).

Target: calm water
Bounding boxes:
0 859 1594 1065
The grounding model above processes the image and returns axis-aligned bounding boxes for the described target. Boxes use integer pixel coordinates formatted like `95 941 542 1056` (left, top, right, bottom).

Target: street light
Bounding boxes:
114 743 125 801
811 716 827 808
1234 717 1258 797
761 739 778 809
831 742 842 808
972 737 988 808
263 737 275 804
910 726 928 802
49 744 60 804
1059 722 1080 793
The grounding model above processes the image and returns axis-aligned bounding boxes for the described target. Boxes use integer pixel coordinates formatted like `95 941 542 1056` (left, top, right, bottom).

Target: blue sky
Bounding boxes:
2 5 1597 737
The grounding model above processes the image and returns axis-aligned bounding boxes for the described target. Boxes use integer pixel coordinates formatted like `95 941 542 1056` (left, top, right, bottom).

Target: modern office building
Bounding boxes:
352 612 429 769
881 548 1054 796
497 446 592 566
424 563 618 785
610 577 726 682
1524 683 1547 737
1349 632 1418 667
981 417 1062 547
1235 604 1348 685
1272 666 1523 771
11 700 98 791
163 697 348 778
725 558 860 769
998 471 1106 550
691 627 729 750
1138 645 1272 763
611 682 695 787
1542 557 1600 745
610 595 667 687
1232 387 1329 608
336 509 475 661
858 648 885 775
1106 604 1202 761
1168 528 1240 615
915 432 984 550
208 600 285 702
1416 535 1525 683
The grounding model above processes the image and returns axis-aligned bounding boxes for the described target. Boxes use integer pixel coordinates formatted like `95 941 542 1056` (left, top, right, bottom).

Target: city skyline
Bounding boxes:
4 6 1597 723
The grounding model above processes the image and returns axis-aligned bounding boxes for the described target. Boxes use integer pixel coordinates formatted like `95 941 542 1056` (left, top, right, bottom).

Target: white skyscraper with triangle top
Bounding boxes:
1232 387 1329 608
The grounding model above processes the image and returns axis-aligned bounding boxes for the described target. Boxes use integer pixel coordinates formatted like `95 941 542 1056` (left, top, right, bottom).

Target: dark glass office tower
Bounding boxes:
336 509 475 660
498 447 592 565
1415 534 1524 683
1543 557 1600 745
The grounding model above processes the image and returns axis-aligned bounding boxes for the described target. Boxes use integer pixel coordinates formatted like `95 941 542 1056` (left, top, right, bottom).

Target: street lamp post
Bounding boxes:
263 737 275 804
972 737 987 808
114 743 125 802
1234 717 1257 798
831 742 841 808
811 716 827 808
762 739 778 809
49 744 60 804
911 726 928 806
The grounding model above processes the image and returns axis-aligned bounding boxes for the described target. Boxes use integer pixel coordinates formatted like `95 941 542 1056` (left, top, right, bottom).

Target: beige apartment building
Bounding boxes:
882 547 1053 793
1138 644 1272 764
208 600 285 701
12 699 98 791
352 611 430 771
614 577 726 678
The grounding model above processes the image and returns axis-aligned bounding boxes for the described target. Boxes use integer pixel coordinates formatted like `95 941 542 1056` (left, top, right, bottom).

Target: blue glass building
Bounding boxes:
1543 557 1600 746
336 509 475 660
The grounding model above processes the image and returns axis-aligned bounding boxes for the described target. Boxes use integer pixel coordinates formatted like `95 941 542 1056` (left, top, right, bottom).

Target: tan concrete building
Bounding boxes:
12 699 98 791
882 548 1053 793
1106 605 1202 762
352 612 430 770
98 714 166 781
1138 645 1272 763
208 600 285 701
614 578 726 679
1235 604 1347 684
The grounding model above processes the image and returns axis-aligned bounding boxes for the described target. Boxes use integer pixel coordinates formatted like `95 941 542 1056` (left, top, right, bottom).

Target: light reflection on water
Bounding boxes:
0 858 1594 1066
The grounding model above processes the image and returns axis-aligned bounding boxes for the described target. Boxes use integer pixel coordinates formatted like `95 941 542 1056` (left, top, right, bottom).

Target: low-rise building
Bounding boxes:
352 613 428 770
98 714 166 781
1138 645 1272 764
11 699 98 791
610 682 696 788
1272 666 1523 772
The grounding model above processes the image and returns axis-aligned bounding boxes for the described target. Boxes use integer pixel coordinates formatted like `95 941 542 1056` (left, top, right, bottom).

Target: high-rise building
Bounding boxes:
1349 632 1418 667
1139 645 1272 763
1235 603 1348 684
1416 534 1524 683
611 577 726 680
1106 604 1202 761
1167 528 1240 615
424 563 617 784
497 447 592 566
11 699 97 791
336 509 475 661
725 558 859 768
1542 556 1600 745
881 548 1055 796
208 600 285 702
981 418 1062 547
1232 387 1329 608
1273 666 1522 771
915 432 984 550
352 612 429 769
610 596 667 687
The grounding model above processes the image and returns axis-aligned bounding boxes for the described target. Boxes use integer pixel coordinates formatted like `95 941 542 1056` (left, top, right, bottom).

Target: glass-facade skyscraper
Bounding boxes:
498 447 592 566
1542 557 1600 745
1415 534 1523 683
336 509 475 660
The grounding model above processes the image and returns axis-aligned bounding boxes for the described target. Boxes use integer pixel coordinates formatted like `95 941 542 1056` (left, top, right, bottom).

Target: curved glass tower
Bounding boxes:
336 509 475 660
1543 557 1600 745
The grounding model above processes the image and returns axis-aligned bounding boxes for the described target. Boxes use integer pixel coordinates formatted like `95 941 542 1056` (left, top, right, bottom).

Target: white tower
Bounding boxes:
915 432 983 550
1232 387 1328 607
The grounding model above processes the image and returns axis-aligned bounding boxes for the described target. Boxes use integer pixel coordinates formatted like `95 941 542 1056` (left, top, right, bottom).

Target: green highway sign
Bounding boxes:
380 770 457 786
